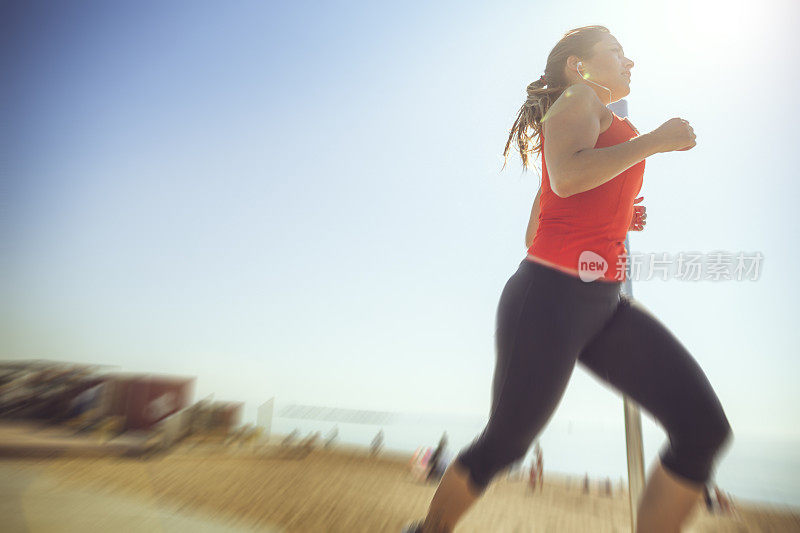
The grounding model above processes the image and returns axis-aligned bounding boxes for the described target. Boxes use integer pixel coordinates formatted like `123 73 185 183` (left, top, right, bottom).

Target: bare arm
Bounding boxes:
525 187 542 249
545 84 663 198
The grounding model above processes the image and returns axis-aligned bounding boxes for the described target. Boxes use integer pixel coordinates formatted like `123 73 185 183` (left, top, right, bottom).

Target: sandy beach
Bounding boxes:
3 437 798 532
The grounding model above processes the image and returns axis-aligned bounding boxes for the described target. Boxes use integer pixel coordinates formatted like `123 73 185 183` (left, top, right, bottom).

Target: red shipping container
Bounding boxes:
104 373 195 431
213 402 243 432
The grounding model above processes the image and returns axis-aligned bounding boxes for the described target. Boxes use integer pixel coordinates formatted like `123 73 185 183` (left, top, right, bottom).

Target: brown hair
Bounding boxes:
501 25 610 173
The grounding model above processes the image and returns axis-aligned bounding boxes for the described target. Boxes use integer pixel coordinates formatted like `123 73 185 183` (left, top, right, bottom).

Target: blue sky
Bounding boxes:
2 0 799 448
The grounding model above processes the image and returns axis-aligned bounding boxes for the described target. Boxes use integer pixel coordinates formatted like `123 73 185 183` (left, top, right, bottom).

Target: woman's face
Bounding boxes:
570 34 634 101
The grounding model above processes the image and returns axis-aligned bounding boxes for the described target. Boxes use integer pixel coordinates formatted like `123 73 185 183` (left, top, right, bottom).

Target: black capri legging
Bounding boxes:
456 258 733 493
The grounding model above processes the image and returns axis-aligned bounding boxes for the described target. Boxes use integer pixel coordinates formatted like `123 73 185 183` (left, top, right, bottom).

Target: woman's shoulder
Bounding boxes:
544 83 614 135
550 83 604 113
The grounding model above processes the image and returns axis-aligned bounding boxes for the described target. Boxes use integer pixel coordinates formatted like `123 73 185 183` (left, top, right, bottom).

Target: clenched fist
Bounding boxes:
649 117 696 153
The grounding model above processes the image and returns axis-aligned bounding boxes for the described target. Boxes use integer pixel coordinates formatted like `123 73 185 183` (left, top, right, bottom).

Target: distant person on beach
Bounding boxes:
703 484 714 512
528 462 538 492
713 484 738 517
404 25 732 533
324 425 339 448
428 452 451 484
506 458 523 481
526 442 543 491
426 432 448 482
281 429 299 447
414 447 434 481
300 431 321 450
409 446 432 481
702 482 736 516
370 429 384 456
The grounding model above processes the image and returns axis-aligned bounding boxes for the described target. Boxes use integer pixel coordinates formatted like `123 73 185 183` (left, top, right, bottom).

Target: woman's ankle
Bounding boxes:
422 461 482 532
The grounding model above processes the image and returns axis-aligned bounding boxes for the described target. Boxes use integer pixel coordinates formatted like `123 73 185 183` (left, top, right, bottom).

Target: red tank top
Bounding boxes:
527 112 645 282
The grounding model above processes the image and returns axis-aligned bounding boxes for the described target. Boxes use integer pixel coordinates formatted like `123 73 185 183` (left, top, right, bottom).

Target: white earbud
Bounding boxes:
576 61 611 95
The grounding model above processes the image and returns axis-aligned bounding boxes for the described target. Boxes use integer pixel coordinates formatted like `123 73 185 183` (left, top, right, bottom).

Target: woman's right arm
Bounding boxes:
544 84 695 198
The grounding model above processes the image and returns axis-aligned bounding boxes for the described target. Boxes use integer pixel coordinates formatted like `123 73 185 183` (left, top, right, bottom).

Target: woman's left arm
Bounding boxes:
525 187 542 249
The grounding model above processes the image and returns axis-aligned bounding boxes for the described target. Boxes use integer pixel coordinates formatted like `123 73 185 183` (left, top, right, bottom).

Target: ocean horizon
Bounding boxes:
269 409 800 511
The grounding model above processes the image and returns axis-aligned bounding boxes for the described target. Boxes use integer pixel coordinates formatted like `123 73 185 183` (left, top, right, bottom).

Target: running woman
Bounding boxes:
403 25 732 533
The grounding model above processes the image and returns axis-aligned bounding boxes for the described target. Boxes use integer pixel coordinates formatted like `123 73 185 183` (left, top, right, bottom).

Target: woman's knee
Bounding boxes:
710 414 733 453
661 413 733 484
699 406 733 456
456 438 529 492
